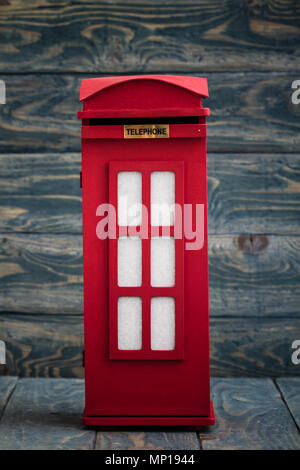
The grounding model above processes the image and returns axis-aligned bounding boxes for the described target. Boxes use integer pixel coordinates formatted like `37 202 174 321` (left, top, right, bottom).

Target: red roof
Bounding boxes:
80 75 209 101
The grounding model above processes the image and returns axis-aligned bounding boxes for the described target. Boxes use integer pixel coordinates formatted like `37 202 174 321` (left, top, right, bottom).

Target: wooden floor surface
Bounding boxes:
0 377 299 450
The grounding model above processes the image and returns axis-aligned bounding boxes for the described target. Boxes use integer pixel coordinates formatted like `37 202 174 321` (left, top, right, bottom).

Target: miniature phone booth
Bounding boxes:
78 75 215 427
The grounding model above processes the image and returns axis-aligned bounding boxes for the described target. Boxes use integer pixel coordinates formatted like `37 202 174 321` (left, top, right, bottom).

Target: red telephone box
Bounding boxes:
78 75 215 427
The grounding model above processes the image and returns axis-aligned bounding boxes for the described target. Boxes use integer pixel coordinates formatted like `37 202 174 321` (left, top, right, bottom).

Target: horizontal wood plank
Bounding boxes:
210 234 300 317
0 152 300 235
210 318 300 377
96 431 200 450
208 153 300 235
0 313 84 378
0 152 82 233
0 1 300 73
276 378 300 429
0 153 82 233
1 73 300 153
1 232 300 317
0 314 299 378
201 378 300 450
0 234 83 314
0 378 95 450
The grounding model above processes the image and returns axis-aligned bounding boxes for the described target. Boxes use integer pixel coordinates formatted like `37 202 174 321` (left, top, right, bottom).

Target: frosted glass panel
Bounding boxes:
118 171 142 226
118 237 142 287
151 171 175 226
118 297 142 350
151 297 175 350
151 237 175 287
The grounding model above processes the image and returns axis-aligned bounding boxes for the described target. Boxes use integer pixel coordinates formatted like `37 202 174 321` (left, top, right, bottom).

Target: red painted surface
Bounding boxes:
77 108 210 119
79 74 209 102
78 75 214 427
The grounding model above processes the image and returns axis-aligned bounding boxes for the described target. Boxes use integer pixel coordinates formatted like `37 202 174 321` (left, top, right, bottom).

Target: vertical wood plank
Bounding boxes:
0 377 18 419
276 378 300 430
201 378 300 450
0 378 95 450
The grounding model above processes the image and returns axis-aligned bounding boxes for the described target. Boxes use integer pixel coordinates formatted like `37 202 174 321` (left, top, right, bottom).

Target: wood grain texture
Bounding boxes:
1 232 300 317
96 431 200 450
0 377 299 450
0 234 83 314
0 378 95 449
201 378 300 450
0 152 82 233
1 73 300 153
210 235 300 317
207 153 300 235
211 318 300 377
0 0 299 386
276 378 300 429
0 314 299 378
0 1 299 73
0 313 84 378
0 376 17 419
1 152 300 235
207 72 300 153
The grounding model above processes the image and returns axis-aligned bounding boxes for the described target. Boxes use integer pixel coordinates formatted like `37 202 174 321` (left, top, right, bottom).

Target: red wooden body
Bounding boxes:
78 75 214 427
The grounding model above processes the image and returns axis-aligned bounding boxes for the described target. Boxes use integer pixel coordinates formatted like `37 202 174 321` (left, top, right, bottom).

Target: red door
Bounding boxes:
109 160 184 360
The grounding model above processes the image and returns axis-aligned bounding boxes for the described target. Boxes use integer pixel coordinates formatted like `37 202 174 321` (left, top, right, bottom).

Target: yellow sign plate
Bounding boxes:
124 124 169 139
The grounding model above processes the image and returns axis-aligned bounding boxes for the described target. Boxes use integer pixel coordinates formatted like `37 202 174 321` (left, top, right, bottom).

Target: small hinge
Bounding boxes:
80 171 82 188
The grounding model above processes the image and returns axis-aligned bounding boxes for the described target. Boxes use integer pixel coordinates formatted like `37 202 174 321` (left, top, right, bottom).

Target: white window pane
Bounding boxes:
118 171 142 226
118 297 142 350
151 237 175 287
151 171 175 226
151 297 175 350
118 237 142 287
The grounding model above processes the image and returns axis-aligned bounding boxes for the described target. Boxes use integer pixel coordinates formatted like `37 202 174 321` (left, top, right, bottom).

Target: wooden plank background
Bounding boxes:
1 73 300 153
0 1 300 73
0 377 299 449
0 0 300 377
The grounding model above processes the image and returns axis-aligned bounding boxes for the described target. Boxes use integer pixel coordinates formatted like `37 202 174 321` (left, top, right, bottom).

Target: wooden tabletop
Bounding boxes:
0 377 299 450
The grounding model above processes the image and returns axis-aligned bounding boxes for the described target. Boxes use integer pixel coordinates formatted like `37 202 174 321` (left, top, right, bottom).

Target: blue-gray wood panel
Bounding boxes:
201 378 300 450
0 378 95 450
96 431 200 450
276 378 300 429
0 376 17 419
0 1 299 73
1 1 300 379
